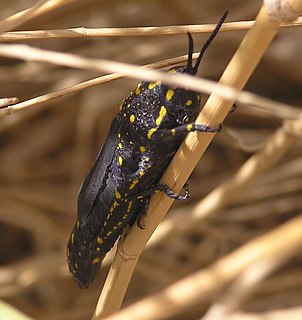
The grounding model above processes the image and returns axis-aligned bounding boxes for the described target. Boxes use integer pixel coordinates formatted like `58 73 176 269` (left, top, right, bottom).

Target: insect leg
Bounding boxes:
155 183 190 201
133 183 190 202
131 184 189 229
134 197 150 229
151 123 222 141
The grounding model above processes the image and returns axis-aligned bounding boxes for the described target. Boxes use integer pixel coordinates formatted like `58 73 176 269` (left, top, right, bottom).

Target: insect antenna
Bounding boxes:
187 11 228 75
186 32 194 74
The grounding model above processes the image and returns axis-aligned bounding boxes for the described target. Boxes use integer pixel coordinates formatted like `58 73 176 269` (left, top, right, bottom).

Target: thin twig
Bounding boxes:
0 44 300 118
0 17 301 42
0 97 19 108
0 0 77 33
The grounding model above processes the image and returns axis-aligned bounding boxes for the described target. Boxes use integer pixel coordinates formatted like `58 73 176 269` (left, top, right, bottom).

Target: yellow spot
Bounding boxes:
66 247 70 257
76 220 80 229
129 178 139 190
119 103 123 111
135 87 141 95
171 128 176 136
166 89 174 101
127 103 131 108
130 114 135 123
115 191 122 199
118 156 123 166
109 206 114 213
187 124 193 132
168 68 176 74
104 221 107 227
137 196 143 199
107 213 111 220
156 80 161 86
106 231 112 236
78 251 82 257
197 95 201 101
117 221 123 226
92 257 101 264
75 263 79 269
127 201 133 212
113 201 118 208
139 170 145 177
123 214 128 219
156 106 167 126
71 233 75 245
148 82 156 90
185 100 192 106
113 226 118 230
96 247 101 252
140 146 146 153
147 128 157 139
97 237 103 244
118 133 121 138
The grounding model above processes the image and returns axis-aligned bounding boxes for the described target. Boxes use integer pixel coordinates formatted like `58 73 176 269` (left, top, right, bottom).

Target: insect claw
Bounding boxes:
216 123 223 132
137 215 146 229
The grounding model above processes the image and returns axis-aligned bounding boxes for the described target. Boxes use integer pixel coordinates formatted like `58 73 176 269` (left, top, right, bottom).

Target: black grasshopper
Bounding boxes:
67 13 227 288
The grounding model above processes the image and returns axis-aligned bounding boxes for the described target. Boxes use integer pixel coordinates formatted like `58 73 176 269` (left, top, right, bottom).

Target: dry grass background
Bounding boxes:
0 0 302 319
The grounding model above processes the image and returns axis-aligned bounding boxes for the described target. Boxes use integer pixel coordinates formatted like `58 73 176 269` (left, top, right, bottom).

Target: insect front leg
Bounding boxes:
155 183 190 201
151 123 222 141
132 183 190 202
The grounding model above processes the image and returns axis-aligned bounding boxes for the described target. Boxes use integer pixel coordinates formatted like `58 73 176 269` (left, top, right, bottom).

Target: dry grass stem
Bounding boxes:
0 52 209 117
202 261 280 320
102 214 302 320
228 308 302 320
0 299 33 320
0 97 19 107
0 44 300 119
0 0 77 33
1 1 301 319
0 17 301 42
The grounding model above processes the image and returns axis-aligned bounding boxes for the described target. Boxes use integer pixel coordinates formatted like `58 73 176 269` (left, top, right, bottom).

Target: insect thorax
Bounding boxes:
119 71 202 139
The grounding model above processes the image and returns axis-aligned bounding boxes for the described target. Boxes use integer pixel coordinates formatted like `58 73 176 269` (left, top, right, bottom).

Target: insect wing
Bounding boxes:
77 119 119 221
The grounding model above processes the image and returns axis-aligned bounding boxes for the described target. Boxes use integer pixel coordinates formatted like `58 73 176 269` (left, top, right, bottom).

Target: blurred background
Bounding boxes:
0 0 302 319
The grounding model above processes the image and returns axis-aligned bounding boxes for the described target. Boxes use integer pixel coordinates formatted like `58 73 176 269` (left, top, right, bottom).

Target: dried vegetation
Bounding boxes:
0 1 302 319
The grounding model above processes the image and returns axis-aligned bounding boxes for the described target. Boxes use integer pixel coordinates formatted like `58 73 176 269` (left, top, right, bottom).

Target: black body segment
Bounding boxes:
67 12 227 288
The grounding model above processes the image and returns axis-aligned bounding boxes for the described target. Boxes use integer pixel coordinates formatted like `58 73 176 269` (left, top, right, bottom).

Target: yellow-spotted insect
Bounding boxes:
67 12 227 288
